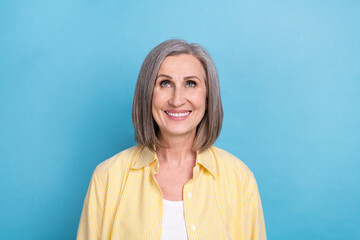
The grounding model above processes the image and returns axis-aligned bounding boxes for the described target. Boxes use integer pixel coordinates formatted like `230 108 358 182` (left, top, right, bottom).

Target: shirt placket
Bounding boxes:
150 159 163 239
183 164 201 239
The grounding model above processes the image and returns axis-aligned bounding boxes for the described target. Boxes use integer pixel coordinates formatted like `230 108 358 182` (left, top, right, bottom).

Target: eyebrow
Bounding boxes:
156 74 201 81
156 74 172 79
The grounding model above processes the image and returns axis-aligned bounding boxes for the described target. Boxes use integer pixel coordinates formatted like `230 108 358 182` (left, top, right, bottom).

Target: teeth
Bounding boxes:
166 111 190 117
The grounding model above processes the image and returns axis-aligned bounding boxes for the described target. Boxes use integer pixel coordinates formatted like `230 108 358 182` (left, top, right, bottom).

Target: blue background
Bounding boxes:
1 1 359 239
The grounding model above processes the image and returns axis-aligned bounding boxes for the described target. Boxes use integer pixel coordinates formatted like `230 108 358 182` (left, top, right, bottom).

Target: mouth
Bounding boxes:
165 110 191 118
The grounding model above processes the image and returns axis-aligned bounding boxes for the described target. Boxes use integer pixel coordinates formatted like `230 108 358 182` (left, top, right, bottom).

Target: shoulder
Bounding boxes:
211 146 252 174
211 146 256 186
92 145 141 181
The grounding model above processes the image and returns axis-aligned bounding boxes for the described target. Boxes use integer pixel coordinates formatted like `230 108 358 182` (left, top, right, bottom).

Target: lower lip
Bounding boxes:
165 112 191 121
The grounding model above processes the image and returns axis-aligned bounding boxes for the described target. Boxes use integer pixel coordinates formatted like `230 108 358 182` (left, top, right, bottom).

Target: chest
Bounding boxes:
154 165 193 201
107 165 239 239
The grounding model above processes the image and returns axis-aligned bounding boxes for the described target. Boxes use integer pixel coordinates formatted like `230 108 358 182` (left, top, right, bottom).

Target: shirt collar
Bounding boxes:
131 146 216 178
131 146 158 169
196 147 215 178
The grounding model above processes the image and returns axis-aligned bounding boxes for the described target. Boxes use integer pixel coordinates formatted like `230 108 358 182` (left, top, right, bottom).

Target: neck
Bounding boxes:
156 131 197 168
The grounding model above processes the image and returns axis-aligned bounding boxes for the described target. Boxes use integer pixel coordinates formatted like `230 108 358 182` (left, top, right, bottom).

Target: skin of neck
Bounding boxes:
156 130 197 168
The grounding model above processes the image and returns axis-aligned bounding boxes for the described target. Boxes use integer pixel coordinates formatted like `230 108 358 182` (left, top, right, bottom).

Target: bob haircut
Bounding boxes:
132 39 223 152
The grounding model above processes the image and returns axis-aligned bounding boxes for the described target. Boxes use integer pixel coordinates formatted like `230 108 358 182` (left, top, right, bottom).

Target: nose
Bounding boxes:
169 86 186 107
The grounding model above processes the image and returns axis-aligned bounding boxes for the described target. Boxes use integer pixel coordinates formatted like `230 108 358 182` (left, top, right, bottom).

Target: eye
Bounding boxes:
160 80 171 87
186 80 197 87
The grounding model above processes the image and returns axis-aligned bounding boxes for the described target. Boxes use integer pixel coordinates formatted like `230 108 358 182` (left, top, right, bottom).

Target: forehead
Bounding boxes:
157 54 205 78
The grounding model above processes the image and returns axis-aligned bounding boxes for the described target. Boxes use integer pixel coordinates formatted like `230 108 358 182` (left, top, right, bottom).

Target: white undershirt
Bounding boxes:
160 199 188 240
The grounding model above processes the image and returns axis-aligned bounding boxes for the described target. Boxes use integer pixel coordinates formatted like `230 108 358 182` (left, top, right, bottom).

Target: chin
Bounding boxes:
162 128 196 138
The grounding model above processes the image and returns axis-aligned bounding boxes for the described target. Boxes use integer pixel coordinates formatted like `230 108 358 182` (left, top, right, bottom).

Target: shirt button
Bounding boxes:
194 166 199 172
190 225 196 231
186 192 192 198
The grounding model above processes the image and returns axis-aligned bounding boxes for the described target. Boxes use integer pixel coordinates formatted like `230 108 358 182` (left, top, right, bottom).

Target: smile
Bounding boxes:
165 111 191 118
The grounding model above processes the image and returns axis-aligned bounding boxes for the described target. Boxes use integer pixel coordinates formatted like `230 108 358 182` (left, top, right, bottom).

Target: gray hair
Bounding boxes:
132 39 223 152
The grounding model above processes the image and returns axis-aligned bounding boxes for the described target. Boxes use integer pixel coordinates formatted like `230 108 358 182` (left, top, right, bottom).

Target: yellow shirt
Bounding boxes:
77 146 266 240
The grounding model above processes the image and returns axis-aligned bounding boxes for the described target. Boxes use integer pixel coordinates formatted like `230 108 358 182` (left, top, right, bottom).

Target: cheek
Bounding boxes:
152 91 163 109
152 88 171 106
193 93 207 109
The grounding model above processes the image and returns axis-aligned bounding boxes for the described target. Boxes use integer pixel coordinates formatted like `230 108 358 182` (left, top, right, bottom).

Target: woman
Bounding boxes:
77 39 266 239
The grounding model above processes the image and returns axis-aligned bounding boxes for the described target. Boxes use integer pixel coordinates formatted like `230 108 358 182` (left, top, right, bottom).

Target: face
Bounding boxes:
152 54 207 140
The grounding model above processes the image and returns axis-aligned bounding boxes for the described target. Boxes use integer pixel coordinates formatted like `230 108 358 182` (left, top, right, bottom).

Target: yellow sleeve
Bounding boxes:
77 167 106 240
244 172 267 240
